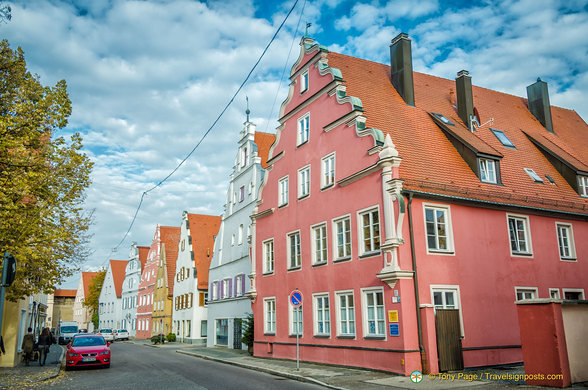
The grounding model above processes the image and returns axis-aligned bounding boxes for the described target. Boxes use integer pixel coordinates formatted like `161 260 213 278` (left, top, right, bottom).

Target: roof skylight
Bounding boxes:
432 113 454 126
524 168 544 183
545 174 556 184
491 128 516 148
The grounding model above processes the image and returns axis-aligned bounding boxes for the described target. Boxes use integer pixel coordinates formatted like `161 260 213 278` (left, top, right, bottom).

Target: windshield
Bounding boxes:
60 326 78 333
72 336 106 347
100 329 112 333
117 330 127 333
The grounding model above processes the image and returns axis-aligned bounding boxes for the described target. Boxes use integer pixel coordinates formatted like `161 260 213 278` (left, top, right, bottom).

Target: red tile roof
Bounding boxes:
160 226 181 296
327 52 588 214
137 245 150 270
187 213 222 290
109 260 128 298
81 272 99 300
255 131 276 168
54 289 77 298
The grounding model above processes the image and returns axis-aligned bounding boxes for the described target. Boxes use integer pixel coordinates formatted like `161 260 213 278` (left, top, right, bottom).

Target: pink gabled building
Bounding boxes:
251 34 588 375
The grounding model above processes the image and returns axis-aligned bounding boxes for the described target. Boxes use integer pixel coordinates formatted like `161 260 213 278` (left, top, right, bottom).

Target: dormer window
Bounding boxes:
479 158 497 184
300 70 309 93
524 168 543 183
578 175 588 197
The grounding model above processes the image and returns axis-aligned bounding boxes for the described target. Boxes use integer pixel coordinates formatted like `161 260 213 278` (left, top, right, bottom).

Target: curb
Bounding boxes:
40 345 65 383
176 350 347 390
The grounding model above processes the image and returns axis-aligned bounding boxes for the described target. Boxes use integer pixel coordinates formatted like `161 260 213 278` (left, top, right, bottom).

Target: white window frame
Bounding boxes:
423 203 454 254
431 285 465 337
524 168 544 183
235 275 243 296
298 165 311 199
562 288 585 300
311 222 328 265
579 175 588 197
556 222 576 261
321 153 335 189
313 293 330 337
515 287 538 301
262 238 274 274
335 290 355 337
549 288 560 299
211 281 217 300
278 176 289 207
332 215 352 261
300 70 309 93
289 303 303 336
240 145 248 167
361 287 386 339
507 214 533 256
238 224 243 245
263 297 276 334
287 230 302 270
297 112 310 146
479 158 497 184
358 206 381 256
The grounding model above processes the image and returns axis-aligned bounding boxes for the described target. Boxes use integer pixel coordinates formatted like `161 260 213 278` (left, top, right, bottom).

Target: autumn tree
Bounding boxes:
83 269 105 327
0 39 94 300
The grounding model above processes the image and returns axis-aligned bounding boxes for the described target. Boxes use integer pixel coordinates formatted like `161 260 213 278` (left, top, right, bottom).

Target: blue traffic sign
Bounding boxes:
290 289 303 307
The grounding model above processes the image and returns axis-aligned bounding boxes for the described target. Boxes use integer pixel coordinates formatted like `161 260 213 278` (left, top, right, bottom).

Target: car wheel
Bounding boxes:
105 363 111 369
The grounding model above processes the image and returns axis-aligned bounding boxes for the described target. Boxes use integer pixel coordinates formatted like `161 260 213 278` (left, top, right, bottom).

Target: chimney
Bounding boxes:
526 78 553 132
455 70 474 130
390 33 415 106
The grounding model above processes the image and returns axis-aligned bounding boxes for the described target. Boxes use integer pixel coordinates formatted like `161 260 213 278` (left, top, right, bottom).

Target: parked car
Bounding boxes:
98 329 115 342
115 329 129 341
65 334 111 370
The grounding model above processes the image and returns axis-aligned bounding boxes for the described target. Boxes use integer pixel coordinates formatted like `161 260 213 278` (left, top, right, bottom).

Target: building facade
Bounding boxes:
136 226 162 339
173 212 221 344
50 289 77 329
207 116 274 348
73 271 99 332
98 260 128 330
121 242 149 336
251 35 588 375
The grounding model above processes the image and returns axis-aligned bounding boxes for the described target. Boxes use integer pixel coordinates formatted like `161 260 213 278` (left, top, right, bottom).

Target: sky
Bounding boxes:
2 0 587 289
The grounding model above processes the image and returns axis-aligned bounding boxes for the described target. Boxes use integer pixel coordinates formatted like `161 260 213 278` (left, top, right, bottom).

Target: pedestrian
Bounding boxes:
38 327 52 366
21 327 35 366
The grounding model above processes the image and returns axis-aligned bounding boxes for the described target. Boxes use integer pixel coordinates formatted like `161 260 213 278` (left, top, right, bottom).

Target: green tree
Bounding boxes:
83 269 105 316
0 39 94 300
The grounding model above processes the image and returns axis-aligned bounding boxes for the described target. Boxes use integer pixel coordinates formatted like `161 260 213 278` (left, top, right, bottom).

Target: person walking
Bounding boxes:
21 327 35 366
38 328 52 366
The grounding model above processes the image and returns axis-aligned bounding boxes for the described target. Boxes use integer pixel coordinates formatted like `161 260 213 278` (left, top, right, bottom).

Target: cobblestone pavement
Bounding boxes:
0 345 64 389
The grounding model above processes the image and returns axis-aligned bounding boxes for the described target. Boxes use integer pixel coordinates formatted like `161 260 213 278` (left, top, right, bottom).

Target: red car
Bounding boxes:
65 334 111 370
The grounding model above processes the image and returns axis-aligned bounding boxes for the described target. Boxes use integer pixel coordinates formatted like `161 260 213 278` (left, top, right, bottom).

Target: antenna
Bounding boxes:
470 115 494 132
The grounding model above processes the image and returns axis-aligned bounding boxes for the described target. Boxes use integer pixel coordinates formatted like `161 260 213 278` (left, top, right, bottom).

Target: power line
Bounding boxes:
111 0 301 253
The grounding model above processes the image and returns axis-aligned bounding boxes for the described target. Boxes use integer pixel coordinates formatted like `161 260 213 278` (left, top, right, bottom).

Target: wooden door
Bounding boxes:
435 309 463 371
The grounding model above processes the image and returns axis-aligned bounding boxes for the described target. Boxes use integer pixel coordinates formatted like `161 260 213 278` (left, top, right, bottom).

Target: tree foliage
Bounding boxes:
0 39 94 300
83 269 105 314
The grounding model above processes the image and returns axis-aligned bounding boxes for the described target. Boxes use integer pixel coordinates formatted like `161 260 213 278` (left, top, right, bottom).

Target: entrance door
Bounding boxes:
435 309 464 371
233 319 242 349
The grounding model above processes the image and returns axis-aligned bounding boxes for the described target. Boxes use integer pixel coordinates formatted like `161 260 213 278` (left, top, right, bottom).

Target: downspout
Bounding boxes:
407 191 427 373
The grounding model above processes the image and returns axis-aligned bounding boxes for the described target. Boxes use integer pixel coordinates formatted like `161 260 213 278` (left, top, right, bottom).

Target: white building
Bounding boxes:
121 243 149 336
73 271 99 332
172 212 221 343
98 260 128 330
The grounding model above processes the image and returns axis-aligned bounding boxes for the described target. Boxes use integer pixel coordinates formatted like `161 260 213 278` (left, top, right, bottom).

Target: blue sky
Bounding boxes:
2 0 587 288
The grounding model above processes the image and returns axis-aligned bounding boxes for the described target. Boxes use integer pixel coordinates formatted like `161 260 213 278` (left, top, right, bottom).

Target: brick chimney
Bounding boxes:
455 70 474 130
527 78 553 132
390 33 415 106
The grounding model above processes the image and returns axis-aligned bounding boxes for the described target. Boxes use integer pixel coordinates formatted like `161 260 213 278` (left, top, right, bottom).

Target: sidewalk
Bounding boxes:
135 339 549 389
0 345 65 389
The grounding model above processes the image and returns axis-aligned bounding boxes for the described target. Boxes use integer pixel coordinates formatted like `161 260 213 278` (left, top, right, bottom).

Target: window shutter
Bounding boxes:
227 279 232 298
209 283 213 300
218 280 223 299
189 293 193 308
241 274 246 296
199 292 205 306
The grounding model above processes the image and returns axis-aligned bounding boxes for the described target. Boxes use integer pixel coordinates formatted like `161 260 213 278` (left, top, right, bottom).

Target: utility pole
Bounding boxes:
0 252 17 335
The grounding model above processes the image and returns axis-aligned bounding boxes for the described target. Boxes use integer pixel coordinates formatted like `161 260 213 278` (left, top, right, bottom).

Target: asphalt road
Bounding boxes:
39 342 326 390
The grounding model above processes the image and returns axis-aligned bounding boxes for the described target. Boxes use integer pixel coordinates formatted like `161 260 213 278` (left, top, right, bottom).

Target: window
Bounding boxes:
311 223 328 265
211 281 217 300
556 223 576 260
279 176 289 206
288 231 301 269
424 205 453 253
508 215 532 255
336 291 355 337
290 305 303 336
432 112 454 126
562 289 585 300
333 216 351 260
433 290 457 310
201 320 207 337
297 113 310 145
238 224 243 245
515 287 537 301
491 128 516 148
479 158 497 184
262 239 274 274
300 70 309 93
549 288 560 299
216 319 228 346
578 176 588 197
359 208 380 255
298 165 310 198
240 186 245 202
362 288 385 337
235 275 243 296
222 278 230 299
241 146 248 167
264 298 276 334
524 168 544 183
313 294 330 336
321 153 335 188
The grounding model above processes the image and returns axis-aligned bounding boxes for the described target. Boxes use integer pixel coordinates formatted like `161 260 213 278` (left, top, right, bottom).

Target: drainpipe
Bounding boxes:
407 191 427 373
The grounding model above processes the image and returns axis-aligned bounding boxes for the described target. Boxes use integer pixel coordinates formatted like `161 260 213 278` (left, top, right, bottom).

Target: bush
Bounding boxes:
166 333 176 342
150 334 165 344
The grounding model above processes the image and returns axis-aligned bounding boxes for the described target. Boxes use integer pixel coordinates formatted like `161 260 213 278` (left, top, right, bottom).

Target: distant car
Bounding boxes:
115 329 129 341
78 329 88 333
65 334 111 370
98 329 115 342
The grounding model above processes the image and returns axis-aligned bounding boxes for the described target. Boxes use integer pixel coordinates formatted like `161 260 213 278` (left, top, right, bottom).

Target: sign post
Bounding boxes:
289 289 303 370
0 252 17 337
